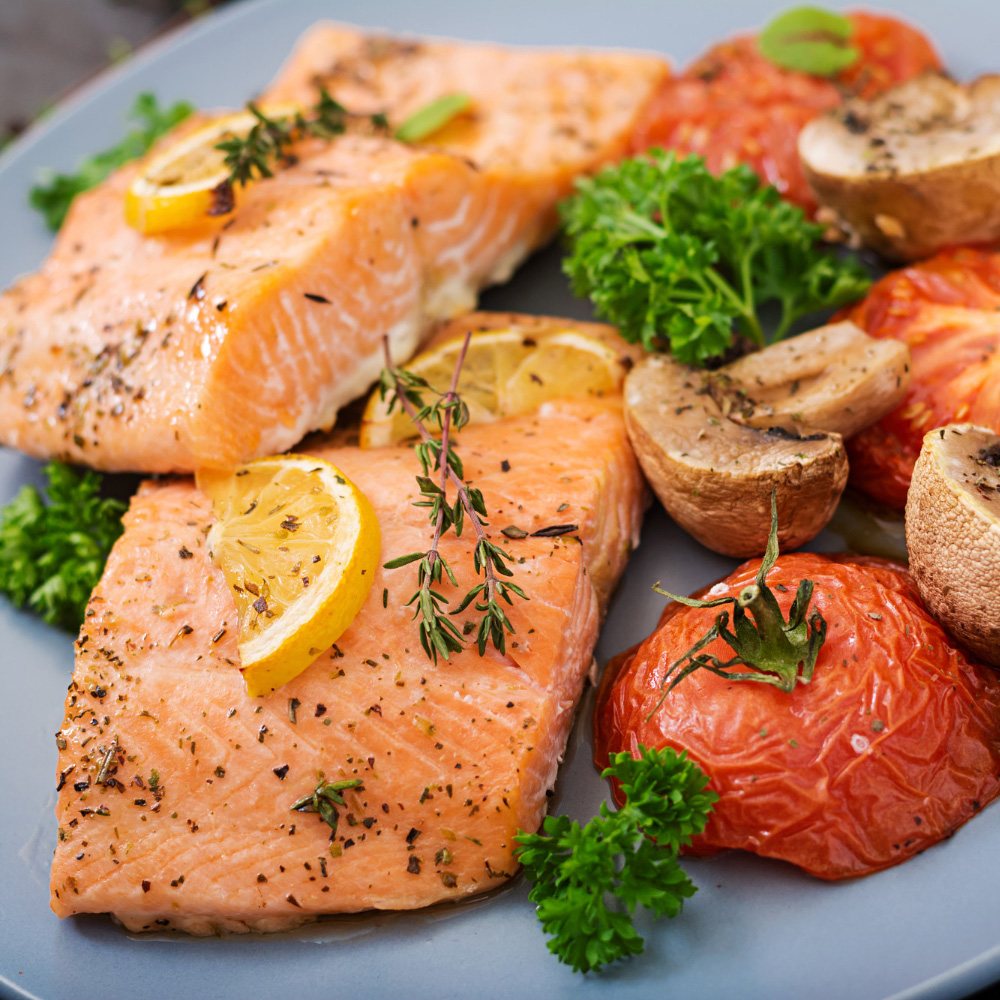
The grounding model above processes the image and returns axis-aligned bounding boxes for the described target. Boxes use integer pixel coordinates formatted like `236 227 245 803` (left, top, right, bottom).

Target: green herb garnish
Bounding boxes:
648 489 827 716
0 462 127 631
394 94 471 143
515 744 717 974
216 89 387 191
560 150 871 365
29 93 193 230
216 90 469 197
290 778 363 838
379 332 527 663
758 7 860 77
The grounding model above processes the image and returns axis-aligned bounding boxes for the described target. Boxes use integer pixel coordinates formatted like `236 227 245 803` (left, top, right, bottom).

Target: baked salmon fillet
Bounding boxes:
50 393 645 933
0 24 666 474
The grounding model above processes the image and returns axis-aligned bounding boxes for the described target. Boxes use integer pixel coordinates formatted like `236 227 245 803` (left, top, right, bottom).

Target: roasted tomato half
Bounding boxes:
594 553 1000 880
630 12 941 210
845 248 1000 508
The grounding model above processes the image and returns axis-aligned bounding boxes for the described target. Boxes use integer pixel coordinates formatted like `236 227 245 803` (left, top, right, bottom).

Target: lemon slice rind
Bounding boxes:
197 454 380 697
360 326 626 448
125 104 300 235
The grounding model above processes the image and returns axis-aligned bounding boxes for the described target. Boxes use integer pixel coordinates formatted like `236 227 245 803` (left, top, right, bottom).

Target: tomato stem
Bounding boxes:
648 490 827 716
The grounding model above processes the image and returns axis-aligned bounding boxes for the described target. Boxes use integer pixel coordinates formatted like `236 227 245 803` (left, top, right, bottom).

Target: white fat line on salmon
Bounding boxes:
437 189 503 268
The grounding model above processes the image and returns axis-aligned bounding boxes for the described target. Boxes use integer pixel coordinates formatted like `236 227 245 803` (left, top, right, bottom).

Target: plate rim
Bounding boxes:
0 3 998 1000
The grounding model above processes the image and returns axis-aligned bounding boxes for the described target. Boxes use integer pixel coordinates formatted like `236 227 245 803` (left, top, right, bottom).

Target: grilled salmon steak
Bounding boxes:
50 384 646 933
0 24 667 473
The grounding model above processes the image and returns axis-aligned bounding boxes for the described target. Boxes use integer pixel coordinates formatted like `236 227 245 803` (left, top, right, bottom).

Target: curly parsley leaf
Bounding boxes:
0 463 127 631
515 744 717 974
560 150 871 365
29 93 193 231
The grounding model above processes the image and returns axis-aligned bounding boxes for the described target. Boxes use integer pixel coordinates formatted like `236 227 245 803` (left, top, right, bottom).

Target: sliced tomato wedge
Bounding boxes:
845 248 1000 508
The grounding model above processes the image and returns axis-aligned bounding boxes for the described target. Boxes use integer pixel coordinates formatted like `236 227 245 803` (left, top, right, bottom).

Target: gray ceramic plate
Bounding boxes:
1 2 998 998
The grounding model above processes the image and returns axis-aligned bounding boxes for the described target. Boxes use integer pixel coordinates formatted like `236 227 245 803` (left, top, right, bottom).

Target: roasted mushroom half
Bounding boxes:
624 322 911 557
905 424 1000 667
800 72 1000 262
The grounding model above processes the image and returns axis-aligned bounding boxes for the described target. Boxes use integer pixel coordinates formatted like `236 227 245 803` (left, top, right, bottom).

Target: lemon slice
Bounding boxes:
196 455 380 696
125 104 299 235
360 327 627 448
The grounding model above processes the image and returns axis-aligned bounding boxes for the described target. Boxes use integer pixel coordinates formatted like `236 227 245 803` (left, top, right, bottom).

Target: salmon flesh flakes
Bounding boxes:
0 24 667 473
50 394 645 933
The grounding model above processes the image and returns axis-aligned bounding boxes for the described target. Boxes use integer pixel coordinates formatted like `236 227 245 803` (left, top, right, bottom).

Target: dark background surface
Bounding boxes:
0 0 226 146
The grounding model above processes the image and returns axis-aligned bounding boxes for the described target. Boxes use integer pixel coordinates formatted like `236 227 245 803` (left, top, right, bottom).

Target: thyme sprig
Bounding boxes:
379 332 527 662
290 778 363 838
215 89 388 190
647 490 827 719
215 89 470 193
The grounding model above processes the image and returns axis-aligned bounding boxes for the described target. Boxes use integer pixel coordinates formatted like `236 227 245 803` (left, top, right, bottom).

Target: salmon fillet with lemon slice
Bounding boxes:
49 351 645 932
0 25 666 474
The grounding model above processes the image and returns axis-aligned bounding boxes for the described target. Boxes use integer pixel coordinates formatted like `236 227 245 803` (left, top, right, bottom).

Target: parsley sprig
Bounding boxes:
560 150 871 365
516 745 717 973
0 463 127 631
379 332 527 663
29 93 193 230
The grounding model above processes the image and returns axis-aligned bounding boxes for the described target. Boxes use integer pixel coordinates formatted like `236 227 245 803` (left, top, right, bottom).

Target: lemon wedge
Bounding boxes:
360 326 627 448
124 105 298 235
196 455 380 696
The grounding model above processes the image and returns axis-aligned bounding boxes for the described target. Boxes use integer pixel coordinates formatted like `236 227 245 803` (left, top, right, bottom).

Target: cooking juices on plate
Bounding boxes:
4 1 1000 981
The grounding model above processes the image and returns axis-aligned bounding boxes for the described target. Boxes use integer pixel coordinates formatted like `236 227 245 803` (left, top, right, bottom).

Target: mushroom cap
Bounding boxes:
624 353 848 557
799 72 1000 262
624 322 911 558
905 423 1000 666
717 320 910 439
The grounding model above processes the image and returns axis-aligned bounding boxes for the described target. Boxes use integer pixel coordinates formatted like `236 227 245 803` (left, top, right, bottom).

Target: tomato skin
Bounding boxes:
594 553 1000 881
839 12 942 98
845 248 1000 508
630 12 941 210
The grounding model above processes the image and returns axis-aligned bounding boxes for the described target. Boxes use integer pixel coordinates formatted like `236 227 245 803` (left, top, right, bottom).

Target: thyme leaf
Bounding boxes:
379 332 528 662
290 778 363 838
216 89 389 191
216 90 470 197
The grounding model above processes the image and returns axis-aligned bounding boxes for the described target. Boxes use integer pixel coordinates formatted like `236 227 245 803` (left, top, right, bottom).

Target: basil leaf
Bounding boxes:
758 6 860 77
